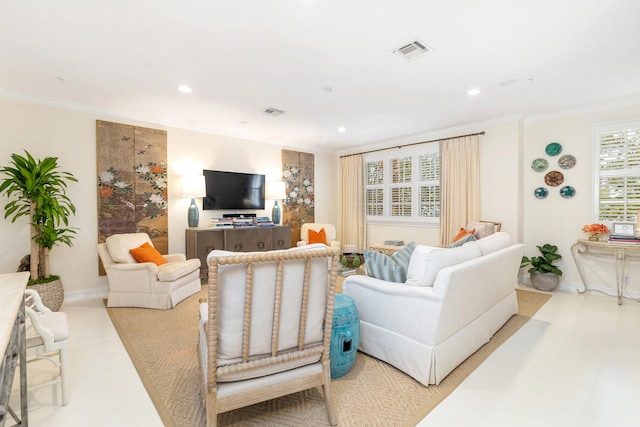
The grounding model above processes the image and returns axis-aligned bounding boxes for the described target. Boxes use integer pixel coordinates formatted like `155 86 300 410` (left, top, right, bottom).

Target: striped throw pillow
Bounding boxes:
364 241 416 282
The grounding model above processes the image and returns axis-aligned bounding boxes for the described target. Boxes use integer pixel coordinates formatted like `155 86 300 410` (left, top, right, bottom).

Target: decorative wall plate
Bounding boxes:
545 142 562 156
534 187 549 199
559 185 576 198
544 170 564 186
558 154 576 169
531 158 549 172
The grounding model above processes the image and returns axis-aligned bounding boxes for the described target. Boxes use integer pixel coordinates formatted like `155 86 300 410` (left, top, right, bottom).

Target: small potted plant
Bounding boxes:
521 244 562 291
0 150 78 310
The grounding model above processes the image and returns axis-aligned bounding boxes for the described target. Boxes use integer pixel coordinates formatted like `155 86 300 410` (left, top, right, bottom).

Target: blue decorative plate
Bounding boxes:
545 142 562 156
531 158 548 172
534 187 549 199
559 185 576 198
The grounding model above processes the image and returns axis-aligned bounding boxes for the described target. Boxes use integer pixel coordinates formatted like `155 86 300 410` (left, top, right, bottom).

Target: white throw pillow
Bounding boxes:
405 244 481 287
467 221 496 239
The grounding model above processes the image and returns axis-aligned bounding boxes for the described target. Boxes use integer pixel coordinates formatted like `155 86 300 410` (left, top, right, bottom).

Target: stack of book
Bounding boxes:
232 217 254 227
338 266 357 276
608 234 640 243
210 218 234 228
255 216 275 227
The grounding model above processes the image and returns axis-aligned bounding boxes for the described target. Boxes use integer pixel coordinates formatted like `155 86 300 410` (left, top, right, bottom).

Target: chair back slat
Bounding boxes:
242 262 254 362
271 260 284 357
297 257 312 351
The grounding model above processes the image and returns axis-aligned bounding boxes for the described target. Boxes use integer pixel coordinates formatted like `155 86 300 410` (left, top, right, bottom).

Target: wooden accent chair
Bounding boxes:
24 288 70 405
198 246 340 426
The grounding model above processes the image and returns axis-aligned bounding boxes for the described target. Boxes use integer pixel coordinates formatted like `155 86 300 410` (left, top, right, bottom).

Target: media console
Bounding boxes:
186 226 291 282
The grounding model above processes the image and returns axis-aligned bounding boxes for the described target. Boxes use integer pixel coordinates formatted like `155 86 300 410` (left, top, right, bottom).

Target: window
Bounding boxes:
365 145 440 223
595 119 640 222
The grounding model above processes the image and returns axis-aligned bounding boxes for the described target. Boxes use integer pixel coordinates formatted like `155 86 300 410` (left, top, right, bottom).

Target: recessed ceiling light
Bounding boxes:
467 88 481 96
338 126 346 133
178 85 193 93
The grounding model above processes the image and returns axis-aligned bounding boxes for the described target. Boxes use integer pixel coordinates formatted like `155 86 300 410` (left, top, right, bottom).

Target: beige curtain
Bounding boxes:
340 155 367 252
439 135 480 245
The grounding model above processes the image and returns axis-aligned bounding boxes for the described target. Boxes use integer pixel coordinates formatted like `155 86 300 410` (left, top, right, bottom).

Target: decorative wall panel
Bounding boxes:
282 150 314 247
96 120 168 274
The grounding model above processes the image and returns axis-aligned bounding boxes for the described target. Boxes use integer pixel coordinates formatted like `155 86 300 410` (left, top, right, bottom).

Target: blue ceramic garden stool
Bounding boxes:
330 294 360 379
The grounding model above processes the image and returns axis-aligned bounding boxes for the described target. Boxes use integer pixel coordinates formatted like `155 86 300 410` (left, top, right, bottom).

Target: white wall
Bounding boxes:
0 97 337 300
339 117 523 247
523 101 640 293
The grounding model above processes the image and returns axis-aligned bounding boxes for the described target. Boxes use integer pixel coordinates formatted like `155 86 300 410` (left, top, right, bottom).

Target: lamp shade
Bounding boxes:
181 175 206 198
266 180 286 200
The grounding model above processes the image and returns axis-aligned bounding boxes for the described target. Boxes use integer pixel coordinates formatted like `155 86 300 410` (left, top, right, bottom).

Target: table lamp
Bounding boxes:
266 180 286 224
181 175 206 228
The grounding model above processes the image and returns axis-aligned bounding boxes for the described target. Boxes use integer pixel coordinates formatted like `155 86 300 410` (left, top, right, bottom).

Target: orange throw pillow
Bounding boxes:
452 227 475 243
308 228 327 245
129 242 167 266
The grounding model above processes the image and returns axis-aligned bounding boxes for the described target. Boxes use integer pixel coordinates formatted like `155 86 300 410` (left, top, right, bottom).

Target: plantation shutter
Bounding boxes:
597 121 640 222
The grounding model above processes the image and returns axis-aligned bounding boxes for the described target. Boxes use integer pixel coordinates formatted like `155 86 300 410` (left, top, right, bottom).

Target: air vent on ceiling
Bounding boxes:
263 107 285 116
393 40 432 62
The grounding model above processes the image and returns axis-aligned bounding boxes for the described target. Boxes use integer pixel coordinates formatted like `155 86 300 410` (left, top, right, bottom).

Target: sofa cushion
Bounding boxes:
364 241 416 283
405 243 482 286
106 233 152 263
464 231 512 256
157 258 201 281
130 242 167 266
467 221 495 239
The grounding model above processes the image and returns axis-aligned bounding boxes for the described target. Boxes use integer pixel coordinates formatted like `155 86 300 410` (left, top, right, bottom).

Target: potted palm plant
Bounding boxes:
0 150 78 310
520 243 562 291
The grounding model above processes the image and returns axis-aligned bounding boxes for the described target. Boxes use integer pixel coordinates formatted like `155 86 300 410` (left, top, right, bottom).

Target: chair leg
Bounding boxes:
59 347 69 405
206 388 218 427
321 360 339 426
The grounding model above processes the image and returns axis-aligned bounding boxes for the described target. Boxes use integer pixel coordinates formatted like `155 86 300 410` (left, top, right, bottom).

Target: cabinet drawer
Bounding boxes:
251 228 272 251
225 229 252 252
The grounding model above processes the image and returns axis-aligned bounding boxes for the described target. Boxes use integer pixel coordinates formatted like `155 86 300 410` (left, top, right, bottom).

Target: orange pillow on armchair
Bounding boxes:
308 228 328 245
129 242 167 266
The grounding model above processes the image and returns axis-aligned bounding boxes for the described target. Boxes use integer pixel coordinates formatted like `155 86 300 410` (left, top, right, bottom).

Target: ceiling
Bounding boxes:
1 0 639 152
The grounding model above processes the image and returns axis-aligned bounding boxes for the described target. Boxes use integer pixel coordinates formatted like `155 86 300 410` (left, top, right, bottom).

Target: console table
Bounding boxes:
186 226 291 281
571 239 640 305
0 272 29 427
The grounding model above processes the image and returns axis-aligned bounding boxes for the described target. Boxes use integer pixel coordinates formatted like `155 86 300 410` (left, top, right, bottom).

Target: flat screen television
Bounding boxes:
202 169 265 210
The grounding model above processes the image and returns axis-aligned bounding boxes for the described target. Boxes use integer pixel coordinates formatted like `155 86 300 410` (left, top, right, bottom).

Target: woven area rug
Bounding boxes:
106 288 550 427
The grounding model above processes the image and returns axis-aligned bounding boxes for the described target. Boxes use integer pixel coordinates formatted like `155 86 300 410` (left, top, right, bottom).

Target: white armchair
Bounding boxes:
199 245 340 426
97 233 201 309
297 223 341 251
24 288 70 405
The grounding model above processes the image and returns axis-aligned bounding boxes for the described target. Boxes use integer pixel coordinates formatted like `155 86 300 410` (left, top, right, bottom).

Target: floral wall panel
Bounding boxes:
282 149 314 247
96 120 168 274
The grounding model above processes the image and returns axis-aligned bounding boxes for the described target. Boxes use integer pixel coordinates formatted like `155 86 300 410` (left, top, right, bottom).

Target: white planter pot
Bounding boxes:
530 272 559 292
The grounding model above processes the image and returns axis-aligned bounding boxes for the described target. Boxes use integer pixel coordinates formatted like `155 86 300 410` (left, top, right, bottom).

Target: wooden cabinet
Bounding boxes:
186 226 291 281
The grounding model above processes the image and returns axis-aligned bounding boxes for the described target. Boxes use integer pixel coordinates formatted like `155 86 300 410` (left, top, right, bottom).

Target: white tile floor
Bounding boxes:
9 287 640 427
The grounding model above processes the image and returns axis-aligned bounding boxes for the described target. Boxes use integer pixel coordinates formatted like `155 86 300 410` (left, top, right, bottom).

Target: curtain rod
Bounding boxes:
339 131 485 158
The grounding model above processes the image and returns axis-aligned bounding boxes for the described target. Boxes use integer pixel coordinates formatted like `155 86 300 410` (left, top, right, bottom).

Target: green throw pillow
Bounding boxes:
364 241 416 283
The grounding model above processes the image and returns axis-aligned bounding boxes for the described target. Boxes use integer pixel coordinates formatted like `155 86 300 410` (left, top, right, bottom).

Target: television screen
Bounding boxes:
202 170 265 210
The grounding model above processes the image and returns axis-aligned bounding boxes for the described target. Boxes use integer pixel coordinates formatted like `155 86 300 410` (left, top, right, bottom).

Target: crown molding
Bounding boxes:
525 95 640 124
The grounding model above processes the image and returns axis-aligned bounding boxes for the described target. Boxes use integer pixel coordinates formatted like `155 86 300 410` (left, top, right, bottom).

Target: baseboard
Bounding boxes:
64 286 109 302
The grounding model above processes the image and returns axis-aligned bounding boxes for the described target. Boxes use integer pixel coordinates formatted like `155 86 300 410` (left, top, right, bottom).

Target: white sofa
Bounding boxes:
342 232 524 386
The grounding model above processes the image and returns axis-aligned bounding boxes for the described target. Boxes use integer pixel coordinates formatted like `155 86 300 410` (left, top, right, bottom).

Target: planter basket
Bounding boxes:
29 278 64 312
